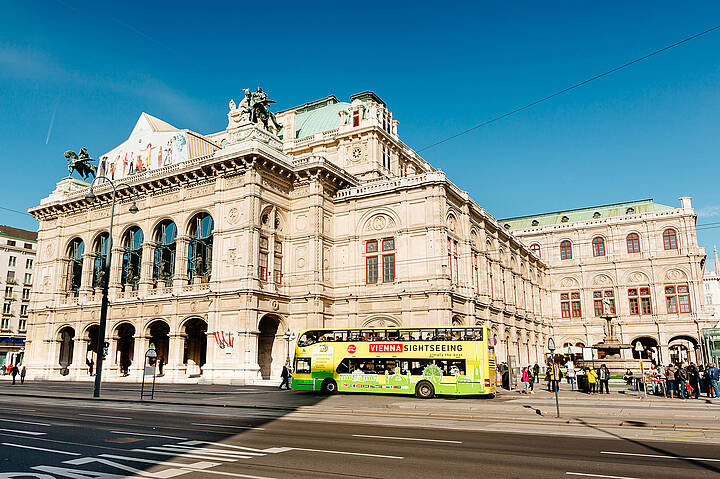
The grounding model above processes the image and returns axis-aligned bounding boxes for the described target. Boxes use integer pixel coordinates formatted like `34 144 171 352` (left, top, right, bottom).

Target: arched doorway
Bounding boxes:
183 318 207 376
115 323 135 376
631 337 658 360
58 326 75 376
258 315 280 379
669 336 699 365
85 325 99 376
147 320 170 375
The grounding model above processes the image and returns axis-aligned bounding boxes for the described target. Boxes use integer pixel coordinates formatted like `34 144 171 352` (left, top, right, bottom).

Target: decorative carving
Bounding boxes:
45 243 54 259
296 215 308 232
560 277 579 288
64 147 97 179
227 208 240 225
665 269 687 281
448 215 457 232
365 213 395 232
628 271 648 284
592 274 613 286
372 215 387 231
271 300 279 311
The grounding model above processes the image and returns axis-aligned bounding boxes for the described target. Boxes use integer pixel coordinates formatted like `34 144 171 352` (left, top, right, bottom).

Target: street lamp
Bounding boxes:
283 330 296 365
567 343 574 391
635 341 647 398
85 176 138 398
548 336 560 417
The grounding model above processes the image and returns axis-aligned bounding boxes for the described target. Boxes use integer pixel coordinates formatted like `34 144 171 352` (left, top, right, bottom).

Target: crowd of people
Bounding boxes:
1 363 26 384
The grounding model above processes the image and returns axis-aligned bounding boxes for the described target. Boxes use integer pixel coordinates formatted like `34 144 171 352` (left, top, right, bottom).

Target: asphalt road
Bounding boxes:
1 396 719 478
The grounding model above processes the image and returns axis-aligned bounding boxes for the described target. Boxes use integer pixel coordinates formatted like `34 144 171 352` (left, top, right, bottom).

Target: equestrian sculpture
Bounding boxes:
64 147 97 180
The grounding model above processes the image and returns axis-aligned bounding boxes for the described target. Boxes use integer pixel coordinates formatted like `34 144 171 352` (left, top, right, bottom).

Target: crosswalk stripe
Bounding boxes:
130 448 238 462
2 442 80 456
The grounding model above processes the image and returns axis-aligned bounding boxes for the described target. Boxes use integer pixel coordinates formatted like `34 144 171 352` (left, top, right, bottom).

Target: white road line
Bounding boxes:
100 455 275 479
149 445 255 460
192 423 265 430
352 434 462 444
601 451 720 462
166 444 266 457
0 418 51 426
2 442 80 456
9 408 36 412
292 447 403 459
180 441 288 454
0 429 45 436
110 430 187 440
567 473 638 479
78 413 132 420
131 448 238 462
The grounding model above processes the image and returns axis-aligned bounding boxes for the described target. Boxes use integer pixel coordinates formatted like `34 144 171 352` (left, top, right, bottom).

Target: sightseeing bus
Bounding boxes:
291 326 496 398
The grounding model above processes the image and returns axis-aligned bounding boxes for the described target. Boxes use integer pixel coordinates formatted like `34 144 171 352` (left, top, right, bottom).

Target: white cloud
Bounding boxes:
697 205 720 218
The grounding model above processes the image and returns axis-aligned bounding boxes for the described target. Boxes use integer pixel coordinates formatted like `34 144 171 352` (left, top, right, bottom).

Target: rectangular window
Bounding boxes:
24 273 32 285
571 292 582 317
25 258 33 269
352 110 360 127
6 271 15 283
382 254 395 282
22 288 29 301
666 284 690 313
258 236 268 281
560 293 571 318
7 240 15 246
4 287 12 298
0 317 8 330
273 241 282 284
628 288 652 315
20 304 27 317
593 289 615 316
560 292 581 318
8 256 16 267
382 238 394 251
24 243 32 249
447 238 459 284
2 303 10 315
366 256 378 284
366 240 378 253
19 318 26 331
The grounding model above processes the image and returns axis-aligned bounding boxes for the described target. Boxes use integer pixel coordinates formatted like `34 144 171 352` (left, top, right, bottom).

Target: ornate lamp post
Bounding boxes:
283 330 296 365
635 341 647 398
85 176 138 398
548 336 560 417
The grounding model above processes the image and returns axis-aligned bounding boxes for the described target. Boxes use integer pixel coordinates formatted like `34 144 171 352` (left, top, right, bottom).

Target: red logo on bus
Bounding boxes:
369 344 403 353
347 345 356 354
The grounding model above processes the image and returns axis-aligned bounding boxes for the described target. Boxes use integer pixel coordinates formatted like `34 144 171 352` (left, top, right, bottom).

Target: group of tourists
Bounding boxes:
643 362 720 399
2 363 26 385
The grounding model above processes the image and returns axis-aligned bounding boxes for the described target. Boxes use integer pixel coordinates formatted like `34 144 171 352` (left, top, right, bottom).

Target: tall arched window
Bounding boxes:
663 228 678 250
153 220 177 287
592 236 605 257
530 243 541 257
188 213 214 283
121 227 143 291
560 240 572 260
626 233 640 254
92 233 110 289
66 238 84 296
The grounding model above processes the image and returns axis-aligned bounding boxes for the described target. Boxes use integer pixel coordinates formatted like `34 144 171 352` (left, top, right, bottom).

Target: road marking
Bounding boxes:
0 429 45 436
0 418 51 426
292 447 403 459
352 434 462 444
192 423 265 430
2 442 81 456
180 441 289 454
167 444 266 457
601 451 720 462
132 448 238 462
79 413 132 420
99 454 275 479
9 408 36 412
567 473 639 479
111 430 188 440
153 445 255 460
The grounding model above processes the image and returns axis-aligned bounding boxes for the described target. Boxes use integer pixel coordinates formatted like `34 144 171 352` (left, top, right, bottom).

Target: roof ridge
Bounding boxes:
499 198 660 222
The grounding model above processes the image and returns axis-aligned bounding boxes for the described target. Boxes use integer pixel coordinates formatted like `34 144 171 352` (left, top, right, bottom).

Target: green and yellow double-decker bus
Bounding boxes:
291 326 496 399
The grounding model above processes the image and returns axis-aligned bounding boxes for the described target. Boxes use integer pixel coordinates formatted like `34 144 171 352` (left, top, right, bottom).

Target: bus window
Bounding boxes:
451 330 463 341
473 328 484 341
295 358 311 374
437 329 451 340
319 332 334 342
298 331 319 347
333 331 346 342
420 329 435 341
361 330 375 341
375 330 389 341
387 330 399 340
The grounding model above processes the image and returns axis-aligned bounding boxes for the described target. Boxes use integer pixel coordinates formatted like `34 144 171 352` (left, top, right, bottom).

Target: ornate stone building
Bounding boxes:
500 198 708 365
26 91 552 383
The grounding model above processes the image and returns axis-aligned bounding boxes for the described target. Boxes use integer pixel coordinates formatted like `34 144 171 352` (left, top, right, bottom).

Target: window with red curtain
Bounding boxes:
352 110 360 127
560 240 572 260
663 229 678 250
592 236 605 257
626 233 640 253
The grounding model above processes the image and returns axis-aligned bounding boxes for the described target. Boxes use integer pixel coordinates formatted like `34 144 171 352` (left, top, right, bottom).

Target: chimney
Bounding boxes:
679 196 692 210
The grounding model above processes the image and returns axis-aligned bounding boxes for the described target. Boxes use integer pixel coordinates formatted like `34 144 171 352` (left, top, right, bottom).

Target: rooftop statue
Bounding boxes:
242 87 281 131
64 147 97 180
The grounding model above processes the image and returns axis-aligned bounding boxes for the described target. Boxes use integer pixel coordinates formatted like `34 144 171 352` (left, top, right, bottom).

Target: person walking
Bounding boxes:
521 367 530 394
10 364 18 385
567 364 576 391
598 364 610 394
528 366 535 392
279 362 292 390
533 363 540 384
550 363 561 392
676 364 688 399
666 364 676 398
687 363 700 399
587 367 598 394
707 363 720 398
20 366 26 385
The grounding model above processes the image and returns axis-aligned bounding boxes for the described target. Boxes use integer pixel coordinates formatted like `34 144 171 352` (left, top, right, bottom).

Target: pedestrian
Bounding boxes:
687 362 700 399
546 365 553 391
10 364 18 385
707 362 720 398
567 364 576 391
549 362 561 392
598 364 610 394
533 363 540 384
87 358 94 376
528 366 535 392
676 364 688 399
279 362 291 390
666 364 676 398
587 367 598 394
521 367 530 394
20 366 26 384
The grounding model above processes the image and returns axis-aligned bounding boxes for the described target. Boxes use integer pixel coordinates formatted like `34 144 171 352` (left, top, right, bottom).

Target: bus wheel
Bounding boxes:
415 381 435 399
321 378 338 395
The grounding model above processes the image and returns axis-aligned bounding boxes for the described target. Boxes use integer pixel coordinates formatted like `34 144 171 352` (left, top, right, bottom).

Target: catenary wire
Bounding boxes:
418 23 720 152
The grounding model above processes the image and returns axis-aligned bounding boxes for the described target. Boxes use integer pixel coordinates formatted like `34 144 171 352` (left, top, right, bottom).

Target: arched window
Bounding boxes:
92 233 110 289
626 233 640 254
530 243 541 257
592 236 605 257
65 238 84 296
121 227 143 291
560 240 572 260
153 220 176 287
188 213 214 283
663 228 678 250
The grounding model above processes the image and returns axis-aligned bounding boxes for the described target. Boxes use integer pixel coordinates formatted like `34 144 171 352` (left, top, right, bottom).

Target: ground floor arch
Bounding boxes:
84 324 99 375
631 336 658 360
183 317 207 376
147 320 170 375
258 314 282 380
669 335 700 365
58 326 75 375
115 323 135 376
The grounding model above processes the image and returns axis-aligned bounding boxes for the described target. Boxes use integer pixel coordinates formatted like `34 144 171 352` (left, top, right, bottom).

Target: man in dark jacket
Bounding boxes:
279 362 291 390
676 364 688 399
707 363 720 398
10 365 18 385
598 364 610 394
533 363 540 384
687 363 700 399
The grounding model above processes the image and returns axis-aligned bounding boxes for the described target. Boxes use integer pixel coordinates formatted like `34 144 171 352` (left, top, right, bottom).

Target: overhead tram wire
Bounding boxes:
418 23 720 152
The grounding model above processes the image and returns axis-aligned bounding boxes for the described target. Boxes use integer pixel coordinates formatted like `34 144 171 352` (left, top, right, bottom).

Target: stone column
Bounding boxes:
79 253 94 296
168 333 185 377
173 237 190 292
138 242 156 292
108 246 124 295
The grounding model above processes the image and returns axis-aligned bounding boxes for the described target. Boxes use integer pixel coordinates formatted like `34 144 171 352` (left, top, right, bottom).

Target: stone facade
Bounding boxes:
500 198 708 365
0 226 37 368
25 92 552 383
703 247 720 327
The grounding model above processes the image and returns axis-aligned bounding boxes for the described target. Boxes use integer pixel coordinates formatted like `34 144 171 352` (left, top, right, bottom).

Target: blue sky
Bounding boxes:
2 1 719 262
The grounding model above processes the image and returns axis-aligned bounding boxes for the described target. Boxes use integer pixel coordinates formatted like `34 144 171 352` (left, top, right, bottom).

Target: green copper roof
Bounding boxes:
499 199 674 231
295 100 350 138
